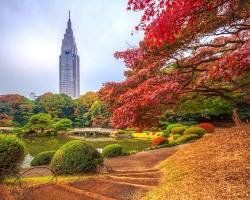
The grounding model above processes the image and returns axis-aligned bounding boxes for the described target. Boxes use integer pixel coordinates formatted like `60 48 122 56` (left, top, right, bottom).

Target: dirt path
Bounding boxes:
105 144 186 170
20 144 185 178
12 144 186 200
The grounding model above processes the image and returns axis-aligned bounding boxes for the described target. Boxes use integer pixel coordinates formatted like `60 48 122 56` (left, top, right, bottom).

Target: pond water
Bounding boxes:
20 136 152 167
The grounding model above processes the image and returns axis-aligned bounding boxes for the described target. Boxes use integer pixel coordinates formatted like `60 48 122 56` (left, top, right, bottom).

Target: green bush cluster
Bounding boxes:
102 144 123 158
50 140 103 175
31 151 56 166
157 121 209 148
16 114 73 137
161 95 233 125
171 126 187 135
166 124 183 133
162 129 170 138
54 119 72 132
0 135 24 179
183 127 205 137
172 134 182 140
174 134 200 145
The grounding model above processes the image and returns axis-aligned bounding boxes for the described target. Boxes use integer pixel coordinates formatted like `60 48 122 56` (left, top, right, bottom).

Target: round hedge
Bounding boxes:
174 134 200 145
102 144 123 158
162 129 170 138
198 123 215 133
50 140 103 175
166 124 186 133
0 135 24 179
183 127 205 137
31 151 55 166
152 137 168 146
171 126 187 135
172 134 182 140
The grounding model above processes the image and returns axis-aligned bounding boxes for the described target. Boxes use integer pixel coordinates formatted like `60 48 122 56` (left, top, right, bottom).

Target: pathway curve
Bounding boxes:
12 144 187 200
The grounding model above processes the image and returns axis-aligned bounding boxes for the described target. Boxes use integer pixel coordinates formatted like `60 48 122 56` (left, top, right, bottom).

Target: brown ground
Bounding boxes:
143 125 250 200
19 144 184 178
2 126 249 200
8 143 185 200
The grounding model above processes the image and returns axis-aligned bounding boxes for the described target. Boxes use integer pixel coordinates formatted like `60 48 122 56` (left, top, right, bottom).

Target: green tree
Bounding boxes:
36 93 75 120
55 119 72 131
0 102 12 115
83 101 111 128
161 95 234 124
23 113 54 134
0 94 34 126
78 91 99 110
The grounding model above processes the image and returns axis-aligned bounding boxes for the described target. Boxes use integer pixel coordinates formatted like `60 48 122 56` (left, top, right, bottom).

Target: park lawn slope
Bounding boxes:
142 126 250 200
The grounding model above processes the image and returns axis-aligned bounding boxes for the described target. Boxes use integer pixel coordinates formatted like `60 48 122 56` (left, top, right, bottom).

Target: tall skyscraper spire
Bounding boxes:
59 11 80 98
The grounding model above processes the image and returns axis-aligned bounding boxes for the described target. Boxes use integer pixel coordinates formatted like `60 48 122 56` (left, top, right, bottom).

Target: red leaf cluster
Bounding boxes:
152 136 168 146
100 0 250 129
198 123 215 133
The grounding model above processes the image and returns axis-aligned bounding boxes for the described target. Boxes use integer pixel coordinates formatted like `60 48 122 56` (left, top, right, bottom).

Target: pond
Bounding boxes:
20 136 152 167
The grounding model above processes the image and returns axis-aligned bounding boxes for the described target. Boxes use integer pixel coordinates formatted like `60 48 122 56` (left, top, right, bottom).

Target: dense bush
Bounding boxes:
166 124 185 133
174 134 200 145
162 129 171 138
22 113 54 136
0 135 24 179
198 123 215 133
83 101 111 128
55 119 72 131
115 130 127 135
161 95 233 125
152 137 168 146
50 140 103 175
183 127 206 137
102 144 123 158
171 126 186 135
31 151 56 166
237 102 250 120
156 131 164 136
172 134 182 140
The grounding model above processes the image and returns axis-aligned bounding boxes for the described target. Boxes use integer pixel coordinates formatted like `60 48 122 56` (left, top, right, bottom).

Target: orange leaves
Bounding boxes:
152 136 168 146
99 0 249 129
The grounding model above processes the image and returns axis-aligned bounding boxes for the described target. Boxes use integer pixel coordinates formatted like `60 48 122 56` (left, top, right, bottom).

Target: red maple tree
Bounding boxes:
100 0 250 129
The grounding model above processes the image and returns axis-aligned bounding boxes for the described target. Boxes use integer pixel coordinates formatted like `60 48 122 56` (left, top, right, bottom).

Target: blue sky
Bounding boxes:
0 0 143 97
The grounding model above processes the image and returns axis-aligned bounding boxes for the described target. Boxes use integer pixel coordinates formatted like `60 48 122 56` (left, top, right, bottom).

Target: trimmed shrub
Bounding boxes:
171 126 187 135
115 130 127 135
31 151 56 166
0 135 24 179
102 144 123 158
173 134 182 140
168 134 174 142
50 140 103 175
162 129 170 138
183 127 205 137
152 137 168 146
175 134 200 145
198 123 215 133
156 131 164 137
54 119 72 131
166 124 186 133
113 130 133 138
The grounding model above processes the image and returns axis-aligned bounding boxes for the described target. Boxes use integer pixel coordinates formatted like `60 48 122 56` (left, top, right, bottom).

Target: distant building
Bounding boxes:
59 11 80 98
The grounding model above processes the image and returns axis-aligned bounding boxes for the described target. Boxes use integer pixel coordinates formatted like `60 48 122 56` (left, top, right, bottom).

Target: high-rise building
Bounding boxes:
59 11 80 98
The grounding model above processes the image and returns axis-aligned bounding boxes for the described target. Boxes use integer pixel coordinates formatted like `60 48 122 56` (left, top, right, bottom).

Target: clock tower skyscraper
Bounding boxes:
59 11 80 98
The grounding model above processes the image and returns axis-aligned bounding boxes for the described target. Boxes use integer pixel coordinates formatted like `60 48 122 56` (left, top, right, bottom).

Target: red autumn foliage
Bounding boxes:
198 123 215 133
0 94 25 106
152 136 168 146
100 0 250 129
